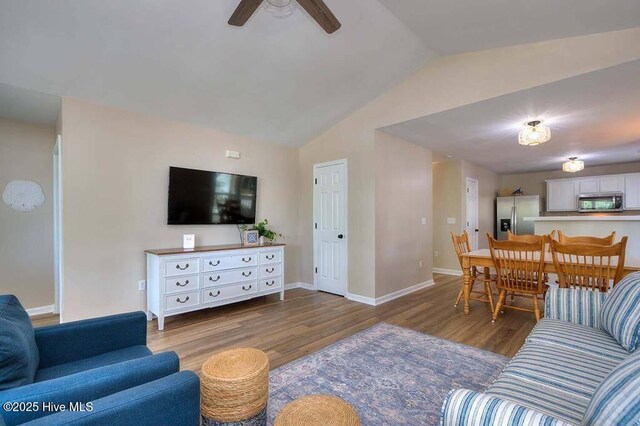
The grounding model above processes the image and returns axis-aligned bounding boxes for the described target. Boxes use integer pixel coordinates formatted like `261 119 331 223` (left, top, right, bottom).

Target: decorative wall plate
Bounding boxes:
2 180 46 212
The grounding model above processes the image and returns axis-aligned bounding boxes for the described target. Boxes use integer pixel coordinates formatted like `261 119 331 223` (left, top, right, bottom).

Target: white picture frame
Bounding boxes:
243 230 259 246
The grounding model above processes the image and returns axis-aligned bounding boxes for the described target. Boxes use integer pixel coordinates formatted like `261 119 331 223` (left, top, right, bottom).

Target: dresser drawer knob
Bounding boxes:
209 290 221 297
266 254 275 260
175 263 189 270
266 267 275 273
209 260 221 267
176 296 190 304
266 280 275 287
242 285 252 291
242 257 252 263
209 275 221 282
176 280 189 287
242 271 252 277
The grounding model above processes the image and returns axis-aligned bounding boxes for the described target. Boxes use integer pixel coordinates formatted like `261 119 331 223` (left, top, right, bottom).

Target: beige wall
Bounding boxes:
60 98 300 321
374 132 432 298
298 28 640 298
0 118 55 309
432 160 463 271
500 161 640 213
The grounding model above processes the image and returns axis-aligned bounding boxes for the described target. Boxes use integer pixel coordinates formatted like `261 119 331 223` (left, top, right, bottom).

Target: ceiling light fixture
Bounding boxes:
562 157 585 173
518 120 551 146
264 0 294 18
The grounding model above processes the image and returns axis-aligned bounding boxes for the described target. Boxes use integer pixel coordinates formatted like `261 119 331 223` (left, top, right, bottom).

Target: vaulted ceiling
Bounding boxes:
1 1 639 146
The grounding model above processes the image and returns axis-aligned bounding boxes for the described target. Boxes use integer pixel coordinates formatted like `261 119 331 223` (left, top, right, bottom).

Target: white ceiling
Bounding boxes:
0 0 434 146
380 60 640 174
0 1 638 146
378 0 640 54
0 83 60 126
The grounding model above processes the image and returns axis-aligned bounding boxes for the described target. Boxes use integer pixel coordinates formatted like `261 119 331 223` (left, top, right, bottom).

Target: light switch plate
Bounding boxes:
447 217 456 224
225 150 241 159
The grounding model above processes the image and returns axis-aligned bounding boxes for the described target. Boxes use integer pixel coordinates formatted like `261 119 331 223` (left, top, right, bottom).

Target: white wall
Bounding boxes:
0 118 55 309
60 98 300 321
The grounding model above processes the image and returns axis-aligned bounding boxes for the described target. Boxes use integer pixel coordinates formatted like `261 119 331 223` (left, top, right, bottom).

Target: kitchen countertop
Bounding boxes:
524 215 640 222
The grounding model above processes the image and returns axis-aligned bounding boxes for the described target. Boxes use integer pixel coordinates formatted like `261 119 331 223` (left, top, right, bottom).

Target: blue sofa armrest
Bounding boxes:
35 312 147 369
544 287 607 328
22 372 200 426
441 389 573 426
0 352 179 425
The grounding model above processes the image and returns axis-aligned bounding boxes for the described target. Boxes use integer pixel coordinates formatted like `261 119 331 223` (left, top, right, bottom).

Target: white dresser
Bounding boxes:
145 243 285 330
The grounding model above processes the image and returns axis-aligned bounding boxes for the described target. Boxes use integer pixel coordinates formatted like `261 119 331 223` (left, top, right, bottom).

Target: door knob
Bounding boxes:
338 234 344 239
475 229 479 232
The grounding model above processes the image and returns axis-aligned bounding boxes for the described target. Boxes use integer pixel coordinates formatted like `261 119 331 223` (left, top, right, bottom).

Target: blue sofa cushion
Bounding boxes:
35 345 152 383
600 271 640 352
0 295 39 390
583 350 640 425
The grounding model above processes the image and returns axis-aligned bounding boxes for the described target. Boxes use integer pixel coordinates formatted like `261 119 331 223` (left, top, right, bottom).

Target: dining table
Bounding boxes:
459 248 640 314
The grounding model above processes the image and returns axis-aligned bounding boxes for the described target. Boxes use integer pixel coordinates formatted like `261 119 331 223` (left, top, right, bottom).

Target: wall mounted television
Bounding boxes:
167 167 257 225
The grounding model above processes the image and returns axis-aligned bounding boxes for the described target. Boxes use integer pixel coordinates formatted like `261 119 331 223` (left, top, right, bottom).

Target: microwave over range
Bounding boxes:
577 192 624 213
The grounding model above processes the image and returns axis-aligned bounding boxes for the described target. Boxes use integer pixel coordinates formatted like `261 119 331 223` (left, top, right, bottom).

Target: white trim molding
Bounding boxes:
284 282 316 291
347 280 435 307
26 305 55 317
433 268 462 276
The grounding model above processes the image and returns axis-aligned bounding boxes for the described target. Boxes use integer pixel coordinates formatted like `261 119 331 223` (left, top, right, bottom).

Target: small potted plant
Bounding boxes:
242 219 283 244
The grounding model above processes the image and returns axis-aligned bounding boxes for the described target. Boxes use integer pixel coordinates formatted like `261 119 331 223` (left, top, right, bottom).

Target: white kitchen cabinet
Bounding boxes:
599 175 625 193
625 173 640 210
547 179 578 211
578 178 599 194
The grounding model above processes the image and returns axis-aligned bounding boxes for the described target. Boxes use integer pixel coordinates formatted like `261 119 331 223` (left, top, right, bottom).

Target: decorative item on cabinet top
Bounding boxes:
145 242 285 330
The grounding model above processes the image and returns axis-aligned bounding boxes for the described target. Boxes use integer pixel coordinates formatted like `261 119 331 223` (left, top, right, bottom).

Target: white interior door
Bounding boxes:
465 178 479 250
313 160 347 296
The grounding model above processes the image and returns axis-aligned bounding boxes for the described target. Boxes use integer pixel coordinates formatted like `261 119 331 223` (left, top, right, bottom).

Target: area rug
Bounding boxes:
266 323 509 425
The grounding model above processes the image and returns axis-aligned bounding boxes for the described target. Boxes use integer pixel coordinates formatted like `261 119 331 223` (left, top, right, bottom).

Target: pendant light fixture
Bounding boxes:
562 157 585 173
518 120 551 146
264 0 294 18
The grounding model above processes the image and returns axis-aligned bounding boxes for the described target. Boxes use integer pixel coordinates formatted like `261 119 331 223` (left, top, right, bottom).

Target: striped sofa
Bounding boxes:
441 271 640 426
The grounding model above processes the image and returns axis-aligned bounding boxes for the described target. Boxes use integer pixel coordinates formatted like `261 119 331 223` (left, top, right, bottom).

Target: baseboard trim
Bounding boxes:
26 305 55 316
345 292 376 306
433 268 462 276
375 280 436 305
284 282 316 291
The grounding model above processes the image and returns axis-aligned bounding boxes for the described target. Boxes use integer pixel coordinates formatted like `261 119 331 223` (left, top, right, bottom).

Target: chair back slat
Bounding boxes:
451 231 473 269
488 236 545 294
550 237 627 292
557 230 616 245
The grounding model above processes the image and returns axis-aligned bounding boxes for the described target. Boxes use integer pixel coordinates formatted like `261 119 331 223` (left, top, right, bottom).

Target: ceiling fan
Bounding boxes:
228 0 341 34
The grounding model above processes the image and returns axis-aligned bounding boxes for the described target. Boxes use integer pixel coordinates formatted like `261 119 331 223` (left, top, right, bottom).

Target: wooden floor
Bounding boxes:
33 274 537 374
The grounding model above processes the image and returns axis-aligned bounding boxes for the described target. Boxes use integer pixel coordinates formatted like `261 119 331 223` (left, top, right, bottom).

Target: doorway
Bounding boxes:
313 159 348 296
465 177 479 250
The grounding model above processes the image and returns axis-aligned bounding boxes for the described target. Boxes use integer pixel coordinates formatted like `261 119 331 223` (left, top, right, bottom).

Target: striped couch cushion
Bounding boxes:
526 318 629 362
544 287 606 328
441 389 573 426
583 350 640 425
600 271 640 352
486 375 585 424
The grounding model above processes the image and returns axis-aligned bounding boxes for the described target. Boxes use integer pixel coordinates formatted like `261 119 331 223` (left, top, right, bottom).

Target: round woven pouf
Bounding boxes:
201 348 269 426
274 394 360 426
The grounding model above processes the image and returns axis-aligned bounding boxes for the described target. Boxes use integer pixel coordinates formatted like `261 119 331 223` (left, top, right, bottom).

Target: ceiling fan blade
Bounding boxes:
296 0 341 34
228 0 264 27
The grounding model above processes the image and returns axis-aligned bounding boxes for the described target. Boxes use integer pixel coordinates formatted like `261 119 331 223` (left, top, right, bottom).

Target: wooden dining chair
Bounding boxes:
550 237 628 293
488 236 546 322
451 231 495 311
506 230 554 287
556 230 616 245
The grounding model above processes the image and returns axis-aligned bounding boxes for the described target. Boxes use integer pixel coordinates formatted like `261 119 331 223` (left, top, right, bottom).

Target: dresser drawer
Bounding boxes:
259 264 282 278
260 250 281 264
165 259 199 277
202 282 257 303
203 267 257 288
202 253 257 271
165 275 199 295
165 291 200 311
259 276 281 292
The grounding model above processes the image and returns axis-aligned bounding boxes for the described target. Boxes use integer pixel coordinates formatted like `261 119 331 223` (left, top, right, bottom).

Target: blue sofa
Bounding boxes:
441 272 640 426
0 295 199 425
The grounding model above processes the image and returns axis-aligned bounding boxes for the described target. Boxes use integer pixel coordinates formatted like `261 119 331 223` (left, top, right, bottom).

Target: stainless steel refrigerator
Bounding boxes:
496 195 542 240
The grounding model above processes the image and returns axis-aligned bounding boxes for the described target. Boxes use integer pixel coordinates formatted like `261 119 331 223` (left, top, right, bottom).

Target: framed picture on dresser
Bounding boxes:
243 230 259 246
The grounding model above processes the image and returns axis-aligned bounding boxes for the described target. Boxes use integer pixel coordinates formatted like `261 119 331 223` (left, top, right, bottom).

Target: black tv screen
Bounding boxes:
167 167 257 225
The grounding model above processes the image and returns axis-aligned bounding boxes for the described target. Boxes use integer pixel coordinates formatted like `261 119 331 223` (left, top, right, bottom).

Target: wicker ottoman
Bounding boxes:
274 394 360 426
201 348 269 426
